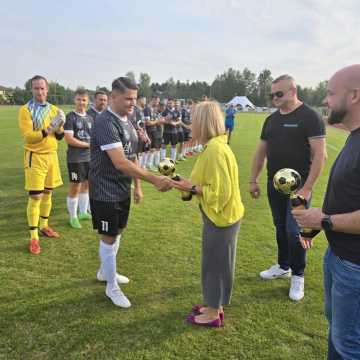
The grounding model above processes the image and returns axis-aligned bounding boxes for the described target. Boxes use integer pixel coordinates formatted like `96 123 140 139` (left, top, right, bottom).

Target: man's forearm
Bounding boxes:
115 158 156 184
250 154 266 182
302 151 325 191
132 157 142 189
330 210 360 235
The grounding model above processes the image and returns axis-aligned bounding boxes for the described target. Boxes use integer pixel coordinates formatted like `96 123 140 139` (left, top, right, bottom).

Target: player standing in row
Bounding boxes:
174 100 185 161
18 75 65 254
134 97 150 168
181 100 193 156
64 89 93 229
162 99 180 162
87 90 108 121
144 96 164 170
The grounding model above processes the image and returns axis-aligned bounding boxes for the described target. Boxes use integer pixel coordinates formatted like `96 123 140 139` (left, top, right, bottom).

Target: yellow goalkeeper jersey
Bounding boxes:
190 134 244 227
18 101 60 153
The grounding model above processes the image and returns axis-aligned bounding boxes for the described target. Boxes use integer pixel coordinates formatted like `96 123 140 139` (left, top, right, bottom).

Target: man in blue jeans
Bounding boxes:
294 64 360 359
250 74 326 301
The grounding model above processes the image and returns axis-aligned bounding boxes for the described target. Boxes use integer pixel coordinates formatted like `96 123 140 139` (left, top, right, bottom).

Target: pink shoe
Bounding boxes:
192 304 224 322
186 314 222 328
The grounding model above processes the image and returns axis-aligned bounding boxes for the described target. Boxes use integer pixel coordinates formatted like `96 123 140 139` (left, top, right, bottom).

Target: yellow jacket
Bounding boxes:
190 134 244 227
18 102 60 153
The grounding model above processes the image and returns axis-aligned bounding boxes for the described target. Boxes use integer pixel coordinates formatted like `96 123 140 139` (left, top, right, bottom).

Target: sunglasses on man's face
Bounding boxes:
269 91 285 100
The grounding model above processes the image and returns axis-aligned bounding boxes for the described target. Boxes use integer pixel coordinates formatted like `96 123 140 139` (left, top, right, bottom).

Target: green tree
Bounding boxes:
125 71 136 84
138 73 152 99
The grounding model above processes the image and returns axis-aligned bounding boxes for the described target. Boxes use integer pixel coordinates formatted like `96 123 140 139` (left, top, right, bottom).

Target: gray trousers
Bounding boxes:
201 209 241 309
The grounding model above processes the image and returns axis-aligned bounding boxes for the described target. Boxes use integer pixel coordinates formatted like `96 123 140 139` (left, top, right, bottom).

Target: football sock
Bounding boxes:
39 192 52 229
99 240 118 289
67 196 78 219
27 197 41 240
78 192 89 215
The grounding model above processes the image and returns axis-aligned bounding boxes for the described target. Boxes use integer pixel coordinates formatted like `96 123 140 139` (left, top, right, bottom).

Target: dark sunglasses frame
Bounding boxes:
269 91 285 100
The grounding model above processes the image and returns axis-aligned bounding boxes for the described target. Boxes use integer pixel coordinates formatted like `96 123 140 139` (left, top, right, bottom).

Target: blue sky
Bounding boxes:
1 0 360 89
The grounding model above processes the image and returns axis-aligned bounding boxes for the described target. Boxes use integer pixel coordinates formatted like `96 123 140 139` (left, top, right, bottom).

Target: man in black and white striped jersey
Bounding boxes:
89 77 173 308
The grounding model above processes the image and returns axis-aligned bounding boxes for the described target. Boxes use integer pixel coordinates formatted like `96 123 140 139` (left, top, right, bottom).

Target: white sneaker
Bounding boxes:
259 264 291 279
289 275 304 301
105 286 131 308
97 270 130 284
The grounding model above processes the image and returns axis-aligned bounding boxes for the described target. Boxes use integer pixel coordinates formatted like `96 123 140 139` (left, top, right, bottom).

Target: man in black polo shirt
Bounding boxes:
293 65 360 359
250 74 326 301
87 90 108 121
89 77 172 308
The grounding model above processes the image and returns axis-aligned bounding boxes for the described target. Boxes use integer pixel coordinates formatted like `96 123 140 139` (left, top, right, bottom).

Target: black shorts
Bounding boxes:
183 131 192 142
90 198 131 236
177 132 184 143
148 132 162 149
163 133 178 146
67 161 89 183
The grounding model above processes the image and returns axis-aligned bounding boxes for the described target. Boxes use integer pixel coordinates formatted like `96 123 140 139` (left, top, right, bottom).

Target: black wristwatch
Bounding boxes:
190 185 198 195
321 215 333 231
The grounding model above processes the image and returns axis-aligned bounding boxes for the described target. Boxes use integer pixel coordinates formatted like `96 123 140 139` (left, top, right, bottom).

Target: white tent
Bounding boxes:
226 96 256 110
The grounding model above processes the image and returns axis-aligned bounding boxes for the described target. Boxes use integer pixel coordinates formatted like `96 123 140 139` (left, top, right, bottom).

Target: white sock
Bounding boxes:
160 148 166 160
114 235 121 255
99 240 118 289
141 153 148 168
99 235 121 275
147 152 154 168
154 151 160 166
66 196 78 219
170 147 176 161
78 192 89 215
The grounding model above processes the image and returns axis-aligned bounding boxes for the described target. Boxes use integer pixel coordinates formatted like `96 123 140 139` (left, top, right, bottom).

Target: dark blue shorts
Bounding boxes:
225 119 234 132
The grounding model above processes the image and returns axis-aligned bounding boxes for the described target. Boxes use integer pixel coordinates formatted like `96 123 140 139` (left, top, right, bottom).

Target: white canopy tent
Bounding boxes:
226 96 256 110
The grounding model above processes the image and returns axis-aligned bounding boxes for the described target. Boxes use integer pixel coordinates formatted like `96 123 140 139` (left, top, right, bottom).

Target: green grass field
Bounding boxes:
0 106 348 360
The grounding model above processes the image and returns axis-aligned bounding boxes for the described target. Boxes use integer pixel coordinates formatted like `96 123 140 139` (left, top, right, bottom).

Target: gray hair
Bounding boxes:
272 74 296 85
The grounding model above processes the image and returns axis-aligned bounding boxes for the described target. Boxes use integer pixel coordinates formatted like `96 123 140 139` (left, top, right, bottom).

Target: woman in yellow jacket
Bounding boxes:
172 101 244 327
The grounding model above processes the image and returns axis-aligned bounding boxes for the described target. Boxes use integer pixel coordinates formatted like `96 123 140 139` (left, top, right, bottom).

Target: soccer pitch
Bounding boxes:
0 106 348 359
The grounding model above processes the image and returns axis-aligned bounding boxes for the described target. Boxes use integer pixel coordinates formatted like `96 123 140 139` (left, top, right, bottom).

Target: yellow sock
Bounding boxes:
27 197 41 240
40 192 52 229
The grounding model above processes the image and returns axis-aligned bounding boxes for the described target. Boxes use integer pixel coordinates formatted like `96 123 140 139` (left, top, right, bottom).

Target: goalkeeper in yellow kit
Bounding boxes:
18 75 65 254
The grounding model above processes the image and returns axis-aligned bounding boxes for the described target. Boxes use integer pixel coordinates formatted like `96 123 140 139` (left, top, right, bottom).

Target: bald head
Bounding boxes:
326 64 360 128
330 64 360 90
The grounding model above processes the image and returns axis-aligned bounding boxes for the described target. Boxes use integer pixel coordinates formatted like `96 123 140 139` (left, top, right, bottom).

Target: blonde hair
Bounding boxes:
191 101 225 144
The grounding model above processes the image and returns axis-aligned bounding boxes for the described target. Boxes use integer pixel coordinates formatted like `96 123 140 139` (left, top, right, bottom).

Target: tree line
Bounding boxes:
6 68 327 107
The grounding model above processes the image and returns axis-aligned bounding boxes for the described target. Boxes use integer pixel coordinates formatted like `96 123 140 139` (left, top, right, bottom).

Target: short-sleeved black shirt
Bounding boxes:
144 106 162 134
323 127 360 264
260 103 325 179
89 108 138 202
64 111 93 163
163 108 178 134
87 107 103 122
181 107 192 134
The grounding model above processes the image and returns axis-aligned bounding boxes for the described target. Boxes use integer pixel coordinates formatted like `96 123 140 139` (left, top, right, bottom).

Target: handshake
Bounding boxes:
47 110 65 134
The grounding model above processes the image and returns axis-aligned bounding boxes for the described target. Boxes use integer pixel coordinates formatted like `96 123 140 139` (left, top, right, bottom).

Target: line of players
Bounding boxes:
133 96 203 171
63 90 203 229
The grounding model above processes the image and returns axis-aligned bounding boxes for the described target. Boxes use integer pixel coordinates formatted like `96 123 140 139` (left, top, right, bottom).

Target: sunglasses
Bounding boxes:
269 91 285 99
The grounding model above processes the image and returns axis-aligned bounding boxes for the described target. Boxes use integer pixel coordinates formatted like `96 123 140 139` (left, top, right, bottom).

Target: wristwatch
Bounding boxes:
321 215 333 231
190 185 198 195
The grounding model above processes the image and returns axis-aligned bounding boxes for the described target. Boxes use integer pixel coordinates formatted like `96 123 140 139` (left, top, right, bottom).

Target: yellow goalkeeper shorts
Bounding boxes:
24 151 63 191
